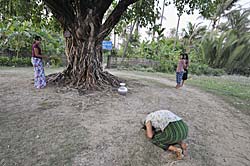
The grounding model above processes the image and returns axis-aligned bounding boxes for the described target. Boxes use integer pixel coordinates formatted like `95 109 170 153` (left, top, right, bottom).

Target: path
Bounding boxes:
0 68 249 166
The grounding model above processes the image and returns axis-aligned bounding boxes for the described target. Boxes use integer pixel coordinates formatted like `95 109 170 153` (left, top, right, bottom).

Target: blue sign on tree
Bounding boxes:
102 41 112 50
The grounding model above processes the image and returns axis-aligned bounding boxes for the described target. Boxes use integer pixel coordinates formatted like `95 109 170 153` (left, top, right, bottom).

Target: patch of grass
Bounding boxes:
188 75 250 115
139 78 173 88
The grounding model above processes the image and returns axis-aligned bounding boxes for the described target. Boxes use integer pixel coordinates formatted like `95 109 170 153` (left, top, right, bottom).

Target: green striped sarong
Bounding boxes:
151 120 188 150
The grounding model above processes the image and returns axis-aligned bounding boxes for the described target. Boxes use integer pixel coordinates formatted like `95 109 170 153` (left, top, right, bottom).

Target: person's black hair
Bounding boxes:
141 123 156 131
141 125 146 130
184 53 189 60
34 35 42 41
180 53 185 59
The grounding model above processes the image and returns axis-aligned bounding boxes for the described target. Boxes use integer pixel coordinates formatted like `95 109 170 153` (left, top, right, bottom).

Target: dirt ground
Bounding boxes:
0 67 250 166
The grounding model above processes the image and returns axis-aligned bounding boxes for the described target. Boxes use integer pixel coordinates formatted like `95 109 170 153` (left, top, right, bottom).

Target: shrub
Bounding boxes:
155 60 176 73
0 56 10 66
154 60 226 76
49 55 62 67
190 63 225 76
0 56 32 67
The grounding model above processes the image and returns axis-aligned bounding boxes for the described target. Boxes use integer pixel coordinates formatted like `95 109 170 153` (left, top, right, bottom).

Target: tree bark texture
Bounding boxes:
43 0 138 90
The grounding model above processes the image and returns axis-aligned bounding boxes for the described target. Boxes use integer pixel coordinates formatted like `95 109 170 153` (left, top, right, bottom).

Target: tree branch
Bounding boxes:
43 0 75 27
96 0 113 18
97 0 138 42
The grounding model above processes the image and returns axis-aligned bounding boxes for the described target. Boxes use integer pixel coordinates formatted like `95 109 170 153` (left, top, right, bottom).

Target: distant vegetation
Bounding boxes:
0 16 64 67
0 1 249 76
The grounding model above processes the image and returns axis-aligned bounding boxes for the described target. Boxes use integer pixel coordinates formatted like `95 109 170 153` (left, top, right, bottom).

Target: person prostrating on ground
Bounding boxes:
142 110 188 160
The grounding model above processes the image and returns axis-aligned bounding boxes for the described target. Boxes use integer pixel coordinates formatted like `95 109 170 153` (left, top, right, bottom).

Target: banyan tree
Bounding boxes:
44 0 138 90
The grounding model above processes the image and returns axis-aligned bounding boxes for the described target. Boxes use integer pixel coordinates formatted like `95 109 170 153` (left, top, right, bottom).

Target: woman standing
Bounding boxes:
181 53 189 87
143 110 188 160
31 36 48 89
175 53 186 89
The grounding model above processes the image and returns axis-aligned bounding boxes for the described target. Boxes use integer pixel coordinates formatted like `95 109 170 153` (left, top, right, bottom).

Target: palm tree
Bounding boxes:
173 13 181 50
169 28 176 38
160 0 166 26
201 8 250 75
222 9 250 36
181 22 207 52
208 0 239 29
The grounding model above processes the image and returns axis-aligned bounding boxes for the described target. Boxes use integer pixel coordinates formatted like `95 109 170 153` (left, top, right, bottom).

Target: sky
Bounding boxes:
114 0 250 46
158 0 250 37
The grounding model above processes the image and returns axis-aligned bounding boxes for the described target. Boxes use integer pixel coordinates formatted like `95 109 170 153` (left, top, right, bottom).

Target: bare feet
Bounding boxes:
176 148 184 160
168 145 184 160
175 84 181 89
181 143 188 156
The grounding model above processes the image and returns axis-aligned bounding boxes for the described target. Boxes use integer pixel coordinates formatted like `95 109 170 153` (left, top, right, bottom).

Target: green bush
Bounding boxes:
49 55 62 67
190 63 225 76
0 56 63 68
155 60 176 73
154 60 225 76
11 57 32 66
0 56 32 67
227 67 250 76
0 57 10 66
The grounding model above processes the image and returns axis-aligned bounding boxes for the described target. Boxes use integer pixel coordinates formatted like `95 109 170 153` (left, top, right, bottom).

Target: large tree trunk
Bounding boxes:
47 10 120 90
44 0 138 90
63 38 119 90
173 14 181 51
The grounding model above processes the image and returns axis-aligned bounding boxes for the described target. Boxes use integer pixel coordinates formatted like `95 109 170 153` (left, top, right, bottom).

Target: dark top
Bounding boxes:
184 60 189 69
32 43 42 59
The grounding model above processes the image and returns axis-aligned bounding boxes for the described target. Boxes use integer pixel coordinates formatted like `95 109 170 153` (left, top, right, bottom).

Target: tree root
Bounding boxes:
46 70 122 91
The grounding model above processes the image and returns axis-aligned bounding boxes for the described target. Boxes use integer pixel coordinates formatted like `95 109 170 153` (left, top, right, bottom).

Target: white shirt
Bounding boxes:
145 110 182 131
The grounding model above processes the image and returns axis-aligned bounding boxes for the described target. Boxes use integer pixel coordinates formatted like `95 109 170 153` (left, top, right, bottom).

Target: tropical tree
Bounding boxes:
222 8 250 36
0 0 47 28
208 0 239 29
121 0 159 59
181 22 207 52
200 8 250 75
169 28 176 38
0 17 34 56
0 16 64 58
